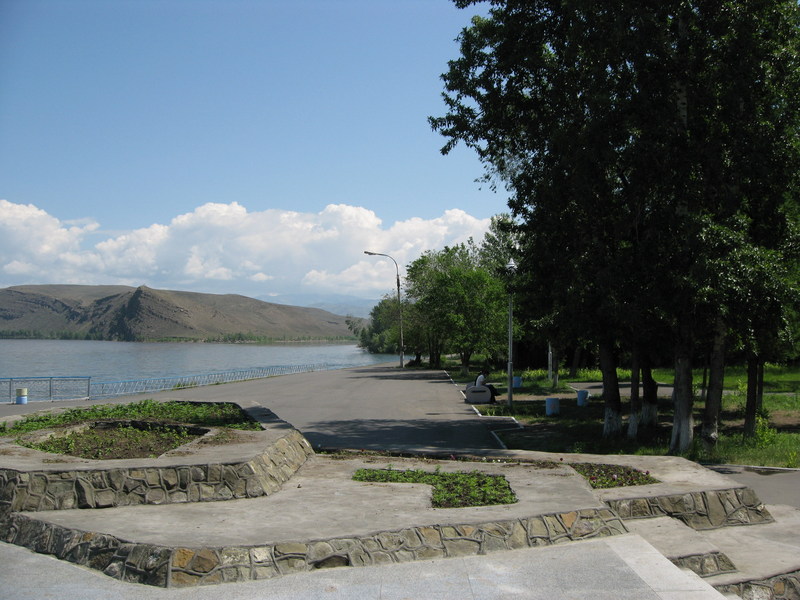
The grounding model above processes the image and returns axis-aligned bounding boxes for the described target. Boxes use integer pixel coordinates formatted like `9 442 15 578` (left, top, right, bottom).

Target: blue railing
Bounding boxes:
2 363 328 402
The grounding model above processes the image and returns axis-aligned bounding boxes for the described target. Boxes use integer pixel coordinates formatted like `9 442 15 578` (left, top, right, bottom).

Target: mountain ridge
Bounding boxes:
0 284 360 342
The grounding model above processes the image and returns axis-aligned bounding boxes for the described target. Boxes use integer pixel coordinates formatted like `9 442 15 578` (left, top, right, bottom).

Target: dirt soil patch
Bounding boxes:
21 421 207 460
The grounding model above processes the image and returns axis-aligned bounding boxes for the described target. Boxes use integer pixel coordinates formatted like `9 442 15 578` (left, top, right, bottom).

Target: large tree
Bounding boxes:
405 244 507 372
432 0 800 451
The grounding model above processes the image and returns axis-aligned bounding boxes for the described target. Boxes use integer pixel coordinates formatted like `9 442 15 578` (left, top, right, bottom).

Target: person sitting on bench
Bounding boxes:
476 370 498 404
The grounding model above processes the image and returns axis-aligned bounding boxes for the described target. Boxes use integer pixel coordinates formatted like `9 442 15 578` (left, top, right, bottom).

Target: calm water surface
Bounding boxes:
0 339 396 382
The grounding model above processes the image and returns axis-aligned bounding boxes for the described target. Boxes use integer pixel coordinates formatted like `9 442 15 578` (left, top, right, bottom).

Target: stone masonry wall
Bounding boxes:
716 569 800 600
0 429 312 514
2 507 628 587
605 487 773 530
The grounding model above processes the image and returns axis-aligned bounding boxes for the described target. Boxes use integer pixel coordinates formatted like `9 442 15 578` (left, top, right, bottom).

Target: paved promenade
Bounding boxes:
1 363 798 599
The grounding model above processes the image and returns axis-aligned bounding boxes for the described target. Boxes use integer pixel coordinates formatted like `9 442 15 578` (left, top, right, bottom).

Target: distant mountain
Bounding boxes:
0 285 360 342
263 293 379 318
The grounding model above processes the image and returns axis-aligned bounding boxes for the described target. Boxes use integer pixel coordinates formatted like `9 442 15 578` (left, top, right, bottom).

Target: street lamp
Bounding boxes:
364 251 404 368
506 259 517 409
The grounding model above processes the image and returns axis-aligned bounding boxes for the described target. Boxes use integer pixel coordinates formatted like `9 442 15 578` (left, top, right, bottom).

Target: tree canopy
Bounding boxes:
432 0 800 451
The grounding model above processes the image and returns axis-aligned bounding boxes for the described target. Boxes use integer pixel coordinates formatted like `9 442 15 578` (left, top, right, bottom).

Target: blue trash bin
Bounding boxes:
576 389 589 407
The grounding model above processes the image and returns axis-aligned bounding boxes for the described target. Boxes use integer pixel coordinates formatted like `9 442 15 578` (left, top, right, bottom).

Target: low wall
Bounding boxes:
0 429 313 514
3 507 628 587
605 487 773 530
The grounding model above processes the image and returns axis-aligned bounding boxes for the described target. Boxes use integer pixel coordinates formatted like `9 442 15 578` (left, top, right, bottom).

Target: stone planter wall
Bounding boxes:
671 551 737 578
0 429 312 514
716 569 800 600
2 507 628 587
605 487 773 530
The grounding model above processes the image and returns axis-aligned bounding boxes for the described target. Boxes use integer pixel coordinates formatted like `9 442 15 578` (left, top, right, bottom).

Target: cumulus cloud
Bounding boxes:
0 199 492 297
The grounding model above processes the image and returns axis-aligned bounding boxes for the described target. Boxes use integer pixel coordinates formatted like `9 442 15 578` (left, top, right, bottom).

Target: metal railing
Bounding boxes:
1 377 91 402
3 364 329 402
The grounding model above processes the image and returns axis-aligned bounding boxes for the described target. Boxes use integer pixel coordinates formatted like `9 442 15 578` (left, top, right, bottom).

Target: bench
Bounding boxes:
463 383 492 403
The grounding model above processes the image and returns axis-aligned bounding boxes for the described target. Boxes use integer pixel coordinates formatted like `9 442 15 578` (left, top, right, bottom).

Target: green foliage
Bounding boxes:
404 244 508 368
0 399 260 435
746 416 779 449
434 0 800 454
352 467 517 508
24 424 197 460
569 463 659 489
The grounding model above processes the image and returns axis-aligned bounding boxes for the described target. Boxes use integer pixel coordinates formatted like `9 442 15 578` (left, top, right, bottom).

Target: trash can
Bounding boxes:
513 376 522 389
545 397 559 416
15 388 28 405
576 389 589 407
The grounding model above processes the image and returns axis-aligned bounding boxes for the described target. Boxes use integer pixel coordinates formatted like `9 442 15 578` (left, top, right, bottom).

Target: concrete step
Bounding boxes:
628 504 800 599
703 505 800 597
626 517 737 578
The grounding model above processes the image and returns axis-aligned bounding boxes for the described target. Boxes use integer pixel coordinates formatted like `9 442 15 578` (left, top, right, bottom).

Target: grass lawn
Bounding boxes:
450 364 800 468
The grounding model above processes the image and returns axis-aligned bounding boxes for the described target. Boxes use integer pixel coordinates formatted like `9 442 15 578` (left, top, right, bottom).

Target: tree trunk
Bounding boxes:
701 316 726 449
459 351 471 377
569 346 581 378
627 347 641 439
600 341 623 437
641 354 659 428
552 347 559 390
669 332 694 454
743 354 760 438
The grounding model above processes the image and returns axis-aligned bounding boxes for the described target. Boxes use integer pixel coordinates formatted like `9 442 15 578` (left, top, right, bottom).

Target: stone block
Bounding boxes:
253 565 278 580
220 547 249 566
191 548 220 574
443 538 480 557
482 533 509 553
705 490 728 526
526 516 549 539
95 489 117 508
399 528 422 549
416 546 445 559
171 571 201 587
507 522 528 549
251 546 273 564
307 541 335 561
544 514 567 537
377 531 405 551
370 551 394 565
75 478 95 508
630 498 653 518
560 511 578 530
172 548 195 569
161 469 179 490
274 542 307 556
276 556 306 573
417 527 442 547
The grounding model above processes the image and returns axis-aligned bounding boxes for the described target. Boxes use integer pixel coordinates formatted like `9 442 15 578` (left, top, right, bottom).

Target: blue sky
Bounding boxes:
0 0 505 305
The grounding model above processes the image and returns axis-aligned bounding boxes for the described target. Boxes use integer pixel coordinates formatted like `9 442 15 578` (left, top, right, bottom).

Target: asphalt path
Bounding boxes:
0 363 500 454
706 465 800 509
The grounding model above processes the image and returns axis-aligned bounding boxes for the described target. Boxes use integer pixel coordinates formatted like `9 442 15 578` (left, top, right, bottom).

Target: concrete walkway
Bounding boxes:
1 364 797 599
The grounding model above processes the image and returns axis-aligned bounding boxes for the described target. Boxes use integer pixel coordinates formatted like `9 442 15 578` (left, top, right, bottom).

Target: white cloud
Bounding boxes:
0 199 492 297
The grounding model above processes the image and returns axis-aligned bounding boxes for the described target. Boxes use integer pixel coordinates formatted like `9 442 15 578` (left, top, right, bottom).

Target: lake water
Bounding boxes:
0 339 397 382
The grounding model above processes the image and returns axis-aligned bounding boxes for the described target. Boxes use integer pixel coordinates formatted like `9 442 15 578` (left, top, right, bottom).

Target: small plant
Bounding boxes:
747 415 778 449
0 399 260 435
569 463 659 489
786 450 799 469
352 468 517 508
22 424 199 460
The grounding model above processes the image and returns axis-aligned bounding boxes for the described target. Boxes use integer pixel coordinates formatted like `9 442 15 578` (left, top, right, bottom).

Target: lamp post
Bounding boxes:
506 259 517 409
364 251 404 368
